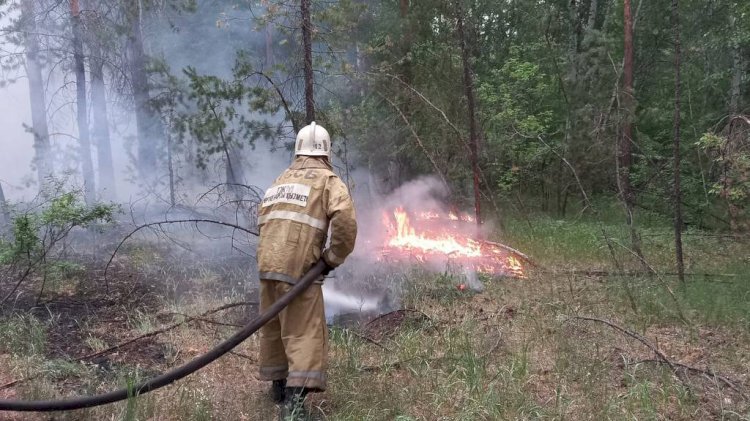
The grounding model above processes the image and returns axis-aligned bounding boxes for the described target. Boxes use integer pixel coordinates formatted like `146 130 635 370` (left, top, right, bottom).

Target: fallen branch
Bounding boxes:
567 315 675 371
340 328 390 351
484 240 537 267
0 376 37 391
609 239 688 323
77 301 255 361
569 316 747 399
634 359 746 398
163 312 245 328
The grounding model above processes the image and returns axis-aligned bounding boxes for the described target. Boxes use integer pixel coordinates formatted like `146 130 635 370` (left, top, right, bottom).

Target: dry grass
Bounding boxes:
1 217 749 420
321 267 750 420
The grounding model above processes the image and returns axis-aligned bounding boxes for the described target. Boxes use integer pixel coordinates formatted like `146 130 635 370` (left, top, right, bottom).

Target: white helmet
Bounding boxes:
295 121 331 159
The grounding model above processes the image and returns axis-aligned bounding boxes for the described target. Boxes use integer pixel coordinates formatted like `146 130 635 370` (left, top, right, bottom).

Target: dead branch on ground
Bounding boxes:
634 359 746 399
340 327 391 351
567 315 675 370
77 301 255 361
609 239 688 322
1 301 257 391
162 312 245 328
229 350 257 363
568 315 746 399
484 240 537 267
0 376 37 391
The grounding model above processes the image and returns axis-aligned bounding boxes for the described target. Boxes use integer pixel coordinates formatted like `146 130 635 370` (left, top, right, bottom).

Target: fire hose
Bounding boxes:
0 259 327 412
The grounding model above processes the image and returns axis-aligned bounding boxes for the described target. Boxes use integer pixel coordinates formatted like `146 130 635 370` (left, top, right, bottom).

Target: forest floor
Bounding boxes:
1 211 749 420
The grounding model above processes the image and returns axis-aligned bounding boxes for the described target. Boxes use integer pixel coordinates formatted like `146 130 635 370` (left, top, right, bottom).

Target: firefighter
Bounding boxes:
256 122 357 419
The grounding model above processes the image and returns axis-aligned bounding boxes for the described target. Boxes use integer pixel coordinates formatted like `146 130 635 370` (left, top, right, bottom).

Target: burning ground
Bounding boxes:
324 176 530 321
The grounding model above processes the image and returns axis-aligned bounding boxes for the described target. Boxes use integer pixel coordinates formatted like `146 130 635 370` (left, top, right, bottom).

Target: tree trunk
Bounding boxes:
620 0 644 263
262 0 275 69
265 24 275 68
399 0 412 82
0 182 9 231
126 0 162 180
672 0 685 283
301 0 315 124
71 0 96 204
455 1 482 226
167 130 176 206
729 15 742 116
90 44 116 200
22 0 53 191
224 144 245 201
587 0 598 31
225 147 245 186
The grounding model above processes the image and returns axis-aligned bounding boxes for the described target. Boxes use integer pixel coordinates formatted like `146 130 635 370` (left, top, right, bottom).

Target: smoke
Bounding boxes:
323 175 489 321
0 2 309 319
349 175 483 259
0 80 34 196
0 2 296 205
0 2 485 324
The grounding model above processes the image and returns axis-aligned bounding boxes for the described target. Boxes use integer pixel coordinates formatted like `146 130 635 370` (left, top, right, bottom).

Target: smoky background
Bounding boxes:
0 0 490 324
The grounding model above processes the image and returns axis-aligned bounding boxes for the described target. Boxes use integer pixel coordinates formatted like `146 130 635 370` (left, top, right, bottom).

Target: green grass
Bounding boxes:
327 278 549 420
501 207 750 332
0 313 47 355
607 275 750 331
502 205 750 272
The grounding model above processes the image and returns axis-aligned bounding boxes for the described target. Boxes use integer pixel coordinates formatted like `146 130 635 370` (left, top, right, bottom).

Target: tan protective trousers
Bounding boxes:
258 280 329 391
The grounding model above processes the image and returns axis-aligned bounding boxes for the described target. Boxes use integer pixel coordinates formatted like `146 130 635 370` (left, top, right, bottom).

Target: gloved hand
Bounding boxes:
319 258 334 277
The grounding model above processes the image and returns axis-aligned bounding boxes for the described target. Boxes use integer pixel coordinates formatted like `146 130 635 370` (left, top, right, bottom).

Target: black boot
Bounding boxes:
271 379 286 403
280 387 310 421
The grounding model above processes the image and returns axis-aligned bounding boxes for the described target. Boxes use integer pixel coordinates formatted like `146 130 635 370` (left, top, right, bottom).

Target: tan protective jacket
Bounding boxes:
257 156 357 283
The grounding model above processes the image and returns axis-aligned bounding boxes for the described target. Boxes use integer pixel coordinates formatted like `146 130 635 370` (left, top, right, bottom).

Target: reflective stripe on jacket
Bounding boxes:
257 156 357 283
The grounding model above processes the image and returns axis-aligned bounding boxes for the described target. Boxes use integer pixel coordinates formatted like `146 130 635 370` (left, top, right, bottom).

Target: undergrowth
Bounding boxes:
0 211 748 420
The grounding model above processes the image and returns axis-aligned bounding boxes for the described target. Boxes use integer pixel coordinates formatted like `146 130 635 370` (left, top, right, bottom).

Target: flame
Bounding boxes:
381 207 526 277
388 208 482 257
505 256 524 277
